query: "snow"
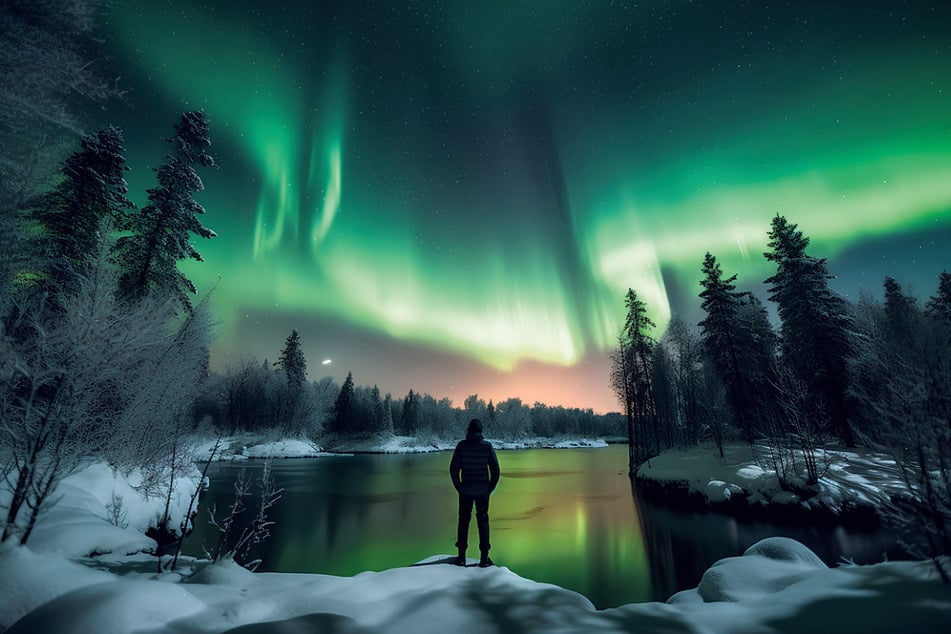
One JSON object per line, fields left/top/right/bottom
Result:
{"left": 194, "top": 433, "right": 611, "bottom": 459}
{"left": 241, "top": 438, "right": 322, "bottom": 459}
{"left": 636, "top": 443, "right": 908, "bottom": 517}
{"left": 694, "top": 537, "right": 828, "bottom": 603}
{"left": 24, "top": 461, "right": 199, "bottom": 558}
{"left": 2, "top": 460, "right": 950, "bottom": 633}
{"left": 189, "top": 435, "right": 327, "bottom": 461}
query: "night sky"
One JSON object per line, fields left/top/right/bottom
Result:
{"left": 97, "top": 1, "right": 951, "bottom": 413}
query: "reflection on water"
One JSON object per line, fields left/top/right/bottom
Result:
{"left": 184, "top": 445, "right": 896, "bottom": 609}
{"left": 638, "top": 499, "right": 901, "bottom": 600}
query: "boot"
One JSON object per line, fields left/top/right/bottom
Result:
{"left": 479, "top": 553, "right": 493, "bottom": 568}
{"left": 452, "top": 549, "right": 466, "bottom": 566}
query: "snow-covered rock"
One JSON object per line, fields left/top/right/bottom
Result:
{"left": 691, "top": 537, "right": 828, "bottom": 603}
{"left": 241, "top": 438, "right": 322, "bottom": 459}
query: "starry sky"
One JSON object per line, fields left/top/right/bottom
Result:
{"left": 97, "top": 1, "right": 951, "bottom": 413}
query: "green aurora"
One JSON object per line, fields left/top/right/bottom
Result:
{"left": 102, "top": 1, "right": 951, "bottom": 412}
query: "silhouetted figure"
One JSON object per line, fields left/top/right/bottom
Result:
{"left": 449, "top": 418, "right": 500, "bottom": 567}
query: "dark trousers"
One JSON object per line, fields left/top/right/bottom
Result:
{"left": 456, "top": 493, "right": 490, "bottom": 554}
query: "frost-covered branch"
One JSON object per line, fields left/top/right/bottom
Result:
{"left": 0, "top": 269, "right": 212, "bottom": 545}
{"left": 206, "top": 460, "right": 283, "bottom": 571}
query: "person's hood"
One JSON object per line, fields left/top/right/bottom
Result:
{"left": 466, "top": 429, "right": 484, "bottom": 441}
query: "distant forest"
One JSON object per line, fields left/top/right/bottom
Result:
{"left": 189, "top": 329, "right": 624, "bottom": 443}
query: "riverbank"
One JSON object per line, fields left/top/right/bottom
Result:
{"left": 191, "top": 433, "right": 610, "bottom": 461}
{"left": 2, "top": 460, "right": 948, "bottom": 633}
{"left": 634, "top": 443, "right": 907, "bottom": 525}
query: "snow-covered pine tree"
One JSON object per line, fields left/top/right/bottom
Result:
{"left": 32, "top": 126, "right": 134, "bottom": 295}
{"left": 113, "top": 111, "right": 216, "bottom": 309}
{"left": 764, "top": 215, "right": 855, "bottom": 446}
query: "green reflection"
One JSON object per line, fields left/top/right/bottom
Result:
{"left": 186, "top": 447, "right": 651, "bottom": 608}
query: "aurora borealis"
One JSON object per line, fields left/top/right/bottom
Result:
{"left": 100, "top": 1, "right": 951, "bottom": 413}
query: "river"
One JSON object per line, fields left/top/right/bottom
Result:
{"left": 183, "top": 444, "right": 898, "bottom": 609}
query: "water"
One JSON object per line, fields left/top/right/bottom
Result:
{"left": 184, "top": 445, "right": 898, "bottom": 608}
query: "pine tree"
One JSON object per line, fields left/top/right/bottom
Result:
{"left": 764, "top": 215, "right": 855, "bottom": 445}
{"left": 331, "top": 371, "right": 355, "bottom": 435}
{"left": 369, "top": 385, "right": 384, "bottom": 433}
{"left": 737, "top": 293, "right": 779, "bottom": 413}
{"left": 697, "top": 252, "right": 768, "bottom": 442}
{"left": 32, "top": 126, "right": 134, "bottom": 294}
{"left": 883, "top": 276, "right": 919, "bottom": 346}
{"left": 113, "top": 111, "right": 216, "bottom": 308}
{"left": 277, "top": 329, "right": 307, "bottom": 390}
{"left": 610, "top": 288, "right": 658, "bottom": 475}
{"left": 926, "top": 271, "right": 951, "bottom": 321}
{"left": 400, "top": 389, "right": 420, "bottom": 435}
{"left": 381, "top": 392, "right": 394, "bottom": 434}
{"left": 924, "top": 271, "right": 951, "bottom": 423}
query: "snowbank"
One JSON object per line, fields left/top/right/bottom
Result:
{"left": 19, "top": 461, "right": 202, "bottom": 559}
{"left": 3, "top": 536, "right": 949, "bottom": 633}
{"left": 189, "top": 435, "right": 326, "bottom": 462}
{"left": 635, "top": 443, "right": 906, "bottom": 523}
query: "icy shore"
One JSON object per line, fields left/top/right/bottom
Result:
{"left": 191, "top": 433, "right": 610, "bottom": 462}
{"left": 634, "top": 443, "right": 909, "bottom": 524}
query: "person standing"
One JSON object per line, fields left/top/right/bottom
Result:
{"left": 449, "top": 418, "right": 500, "bottom": 567}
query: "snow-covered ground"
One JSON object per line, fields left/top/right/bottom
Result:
{"left": 635, "top": 443, "right": 909, "bottom": 520}
{"left": 191, "top": 433, "right": 609, "bottom": 461}
{"left": 2, "top": 459, "right": 949, "bottom": 633}
{"left": 190, "top": 435, "right": 329, "bottom": 461}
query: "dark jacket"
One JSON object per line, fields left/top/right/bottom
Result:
{"left": 449, "top": 429, "right": 500, "bottom": 496}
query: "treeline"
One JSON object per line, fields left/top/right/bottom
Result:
{"left": 194, "top": 332, "right": 624, "bottom": 443}
{"left": 613, "top": 215, "right": 951, "bottom": 571}
{"left": 0, "top": 108, "right": 220, "bottom": 547}
{"left": 614, "top": 215, "right": 950, "bottom": 472}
